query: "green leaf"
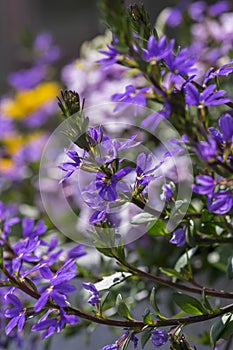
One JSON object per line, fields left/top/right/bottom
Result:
{"left": 173, "top": 292, "right": 206, "bottom": 315}
{"left": 122, "top": 335, "right": 131, "bottom": 350}
{"left": 186, "top": 220, "right": 196, "bottom": 247}
{"left": 227, "top": 256, "right": 233, "bottom": 279}
{"left": 116, "top": 294, "right": 133, "bottom": 320}
{"left": 117, "top": 238, "right": 126, "bottom": 262}
{"left": 143, "top": 309, "right": 153, "bottom": 325}
{"left": 210, "top": 313, "right": 233, "bottom": 347}
{"left": 148, "top": 219, "right": 167, "bottom": 236}
{"left": 149, "top": 287, "right": 167, "bottom": 320}
{"left": 24, "top": 277, "right": 38, "bottom": 292}
{"left": 174, "top": 248, "right": 197, "bottom": 273}
{"left": 159, "top": 267, "right": 189, "bottom": 281}
{"left": 96, "top": 247, "right": 115, "bottom": 258}
{"left": 141, "top": 330, "right": 152, "bottom": 349}
{"left": 201, "top": 209, "right": 214, "bottom": 223}
{"left": 131, "top": 213, "right": 155, "bottom": 225}
{"left": 127, "top": 3, "right": 151, "bottom": 40}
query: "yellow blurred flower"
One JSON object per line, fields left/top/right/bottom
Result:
{"left": 2, "top": 82, "right": 60, "bottom": 119}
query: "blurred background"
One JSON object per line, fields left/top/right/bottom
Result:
{"left": 0, "top": 0, "right": 177, "bottom": 92}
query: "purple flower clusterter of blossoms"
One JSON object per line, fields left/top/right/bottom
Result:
{"left": 151, "top": 329, "right": 168, "bottom": 348}
{"left": 82, "top": 282, "right": 100, "bottom": 306}
{"left": 58, "top": 149, "right": 82, "bottom": 181}
{"left": 185, "top": 83, "right": 231, "bottom": 107}
{"left": 135, "top": 153, "right": 162, "bottom": 187}
{"left": 97, "top": 44, "right": 120, "bottom": 69}
{"left": 142, "top": 35, "right": 174, "bottom": 62}
{"left": 192, "top": 175, "right": 215, "bottom": 195}
{"left": 164, "top": 48, "right": 197, "bottom": 80}
{"left": 169, "top": 228, "right": 186, "bottom": 247}
{"left": 101, "top": 330, "right": 138, "bottom": 350}
{"left": 94, "top": 167, "right": 132, "bottom": 202}
{"left": 5, "top": 294, "right": 26, "bottom": 335}
{"left": 34, "top": 259, "right": 77, "bottom": 312}
{"left": 111, "top": 85, "right": 149, "bottom": 116}
{"left": 160, "top": 183, "right": 174, "bottom": 202}
{"left": 32, "top": 308, "right": 79, "bottom": 339}
{"left": 208, "top": 191, "right": 233, "bottom": 215}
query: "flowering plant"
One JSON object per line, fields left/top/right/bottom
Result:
{"left": 1, "top": 1, "right": 233, "bottom": 350}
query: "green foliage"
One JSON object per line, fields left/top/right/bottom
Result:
{"left": 210, "top": 313, "right": 233, "bottom": 347}
{"left": 227, "top": 255, "right": 233, "bottom": 279}
{"left": 173, "top": 292, "right": 206, "bottom": 315}
{"left": 141, "top": 329, "right": 152, "bottom": 348}
{"left": 148, "top": 219, "right": 167, "bottom": 237}
{"left": 127, "top": 3, "right": 151, "bottom": 40}
{"left": 116, "top": 294, "right": 133, "bottom": 320}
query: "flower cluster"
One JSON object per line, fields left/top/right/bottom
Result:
{"left": 2, "top": 1, "right": 233, "bottom": 350}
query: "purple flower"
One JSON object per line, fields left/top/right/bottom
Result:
{"left": 136, "top": 153, "right": 162, "bottom": 187}
{"left": 208, "top": 191, "right": 233, "bottom": 214}
{"left": 22, "top": 218, "right": 47, "bottom": 238}
{"left": 0, "top": 202, "right": 19, "bottom": 244}
{"left": 111, "top": 85, "right": 149, "bottom": 116}
{"left": 58, "top": 149, "right": 82, "bottom": 181}
{"left": 82, "top": 282, "right": 100, "bottom": 306}
{"left": 118, "top": 331, "right": 138, "bottom": 349}
{"left": 5, "top": 294, "right": 26, "bottom": 335}
{"left": 218, "top": 113, "right": 233, "bottom": 141}
{"left": 188, "top": 2, "right": 206, "bottom": 21}
{"left": 164, "top": 49, "right": 197, "bottom": 78}
{"left": 151, "top": 329, "right": 168, "bottom": 348}
{"left": 169, "top": 228, "right": 186, "bottom": 247}
{"left": 12, "top": 237, "right": 40, "bottom": 271}
{"left": 204, "top": 60, "right": 233, "bottom": 83}
{"left": 196, "top": 136, "right": 217, "bottom": 161}
{"left": 34, "top": 259, "right": 76, "bottom": 312}
{"left": 89, "top": 209, "right": 107, "bottom": 224}
{"left": 141, "top": 103, "right": 171, "bottom": 130}
{"left": 67, "top": 244, "right": 86, "bottom": 259}
{"left": 208, "top": 1, "right": 229, "bottom": 16}
{"left": 160, "top": 184, "right": 174, "bottom": 202}
{"left": 32, "top": 308, "right": 79, "bottom": 339}
{"left": 95, "top": 167, "right": 132, "bottom": 202}
{"left": 101, "top": 345, "right": 118, "bottom": 350}
{"left": 142, "top": 36, "right": 174, "bottom": 61}
{"left": 192, "top": 175, "right": 215, "bottom": 195}
{"left": 7, "top": 66, "right": 46, "bottom": 90}
{"left": 33, "top": 32, "right": 60, "bottom": 65}
{"left": 185, "top": 83, "right": 230, "bottom": 107}
{"left": 97, "top": 44, "right": 119, "bottom": 69}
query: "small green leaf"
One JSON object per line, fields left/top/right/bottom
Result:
{"left": 24, "top": 277, "right": 38, "bottom": 292}
{"left": 210, "top": 313, "right": 233, "bottom": 347}
{"left": 173, "top": 292, "right": 206, "bottom": 315}
{"left": 186, "top": 220, "right": 196, "bottom": 247}
{"left": 159, "top": 267, "right": 188, "bottom": 281}
{"left": 227, "top": 256, "right": 233, "bottom": 279}
{"left": 174, "top": 248, "right": 197, "bottom": 273}
{"left": 148, "top": 219, "right": 167, "bottom": 236}
{"left": 116, "top": 294, "right": 133, "bottom": 320}
{"left": 117, "top": 238, "right": 126, "bottom": 262}
{"left": 149, "top": 287, "right": 167, "bottom": 320}
{"left": 131, "top": 213, "right": 155, "bottom": 225}
{"left": 143, "top": 309, "right": 153, "bottom": 325}
{"left": 96, "top": 247, "right": 115, "bottom": 258}
{"left": 141, "top": 330, "right": 152, "bottom": 349}
{"left": 122, "top": 335, "right": 131, "bottom": 350}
